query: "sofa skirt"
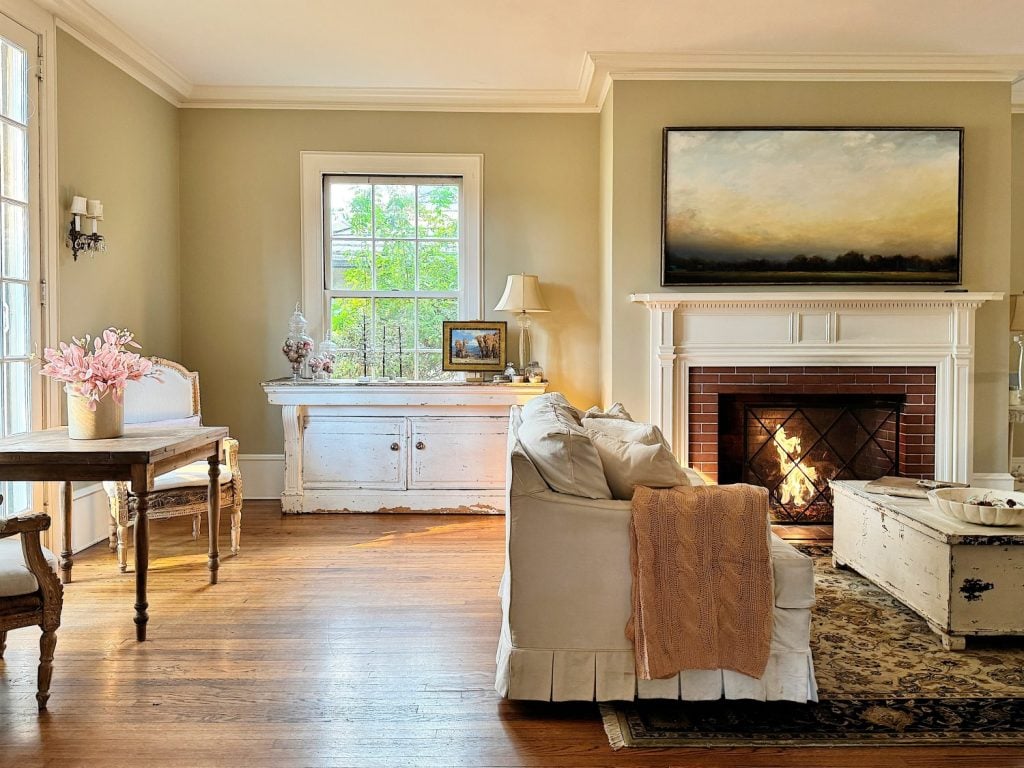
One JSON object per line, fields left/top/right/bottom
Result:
{"left": 494, "top": 615, "right": 818, "bottom": 703}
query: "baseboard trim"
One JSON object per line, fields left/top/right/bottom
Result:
{"left": 238, "top": 454, "right": 285, "bottom": 499}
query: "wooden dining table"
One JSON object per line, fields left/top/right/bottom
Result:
{"left": 0, "top": 425, "right": 229, "bottom": 641}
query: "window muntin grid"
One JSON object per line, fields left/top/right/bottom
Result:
{"left": 323, "top": 175, "right": 462, "bottom": 380}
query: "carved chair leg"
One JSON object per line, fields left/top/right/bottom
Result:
{"left": 108, "top": 518, "right": 118, "bottom": 551}
{"left": 192, "top": 514, "right": 202, "bottom": 541}
{"left": 0, "top": 630, "right": 6, "bottom": 659}
{"left": 37, "top": 628, "right": 57, "bottom": 711}
{"left": 230, "top": 506, "right": 242, "bottom": 555}
{"left": 116, "top": 523, "right": 130, "bottom": 573}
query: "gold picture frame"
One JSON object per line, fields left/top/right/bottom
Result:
{"left": 442, "top": 321, "right": 507, "bottom": 373}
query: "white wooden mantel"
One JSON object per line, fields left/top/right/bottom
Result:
{"left": 262, "top": 380, "right": 546, "bottom": 513}
{"left": 630, "top": 291, "right": 1003, "bottom": 484}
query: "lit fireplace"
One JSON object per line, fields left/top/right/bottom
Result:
{"left": 772, "top": 425, "right": 819, "bottom": 510}
{"left": 719, "top": 394, "right": 903, "bottom": 523}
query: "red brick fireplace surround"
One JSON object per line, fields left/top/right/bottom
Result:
{"left": 688, "top": 365, "right": 936, "bottom": 483}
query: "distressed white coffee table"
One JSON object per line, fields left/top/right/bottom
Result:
{"left": 831, "top": 480, "right": 1024, "bottom": 650}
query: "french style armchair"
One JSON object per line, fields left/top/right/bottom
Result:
{"left": 0, "top": 505, "right": 63, "bottom": 711}
{"left": 104, "top": 358, "right": 243, "bottom": 572}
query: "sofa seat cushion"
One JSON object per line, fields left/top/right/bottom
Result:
{"left": 517, "top": 394, "right": 612, "bottom": 499}
{"left": 103, "top": 461, "right": 232, "bottom": 496}
{"left": 770, "top": 534, "right": 816, "bottom": 609}
{"left": 0, "top": 538, "right": 58, "bottom": 597}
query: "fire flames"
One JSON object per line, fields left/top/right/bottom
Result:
{"left": 772, "top": 425, "right": 818, "bottom": 508}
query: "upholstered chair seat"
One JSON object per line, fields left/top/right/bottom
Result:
{"left": 103, "top": 359, "right": 243, "bottom": 573}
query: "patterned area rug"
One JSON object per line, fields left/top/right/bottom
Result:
{"left": 601, "top": 545, "right": 1024, "bottom": 747}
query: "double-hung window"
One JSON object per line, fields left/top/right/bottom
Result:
{"left": 301, "top": 153, "right": 481, "bottom": 381}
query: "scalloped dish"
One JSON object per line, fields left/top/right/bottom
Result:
{"left": 927, "top": 487, "right": 1024, "bottom": 527}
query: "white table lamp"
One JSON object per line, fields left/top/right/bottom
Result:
{"left": 1012, "top": 295, "right": 1024, "bottom": 396}
{"left": 494, "top": 273, "right": 550, "bottom": 372}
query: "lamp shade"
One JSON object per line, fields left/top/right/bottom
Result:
{"left": 70, "top": 196, "right": 87, "bottom": 215}
{"left": 494, "top": 273, "right": 550, "bottom": 313}
{"left": 1013, "top": 295, "right": 1024, "bottom": 332}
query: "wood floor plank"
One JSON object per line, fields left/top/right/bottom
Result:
{"left": 0, "top": 501, "right": 1021, "bottom": 767}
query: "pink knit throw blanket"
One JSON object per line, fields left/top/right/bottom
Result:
{"left": 626, "top": 483, "right": 775, "bottom": 680}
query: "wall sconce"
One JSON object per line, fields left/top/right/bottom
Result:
{"left": 66, "top": 195, "right": 106, "bottom": 260}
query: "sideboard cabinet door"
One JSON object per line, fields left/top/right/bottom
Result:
{"left": 303, "top": 416, "right": 406, "bottom": 489}
{"left": 408, "top": 416, "right": 508, "bottom": 489}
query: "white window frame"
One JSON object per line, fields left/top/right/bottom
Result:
{"left": 0, "top": 3, "right": 59, "bottom": 531}
{"left": 300, "top": 152, "right": 482, "bottom": 348}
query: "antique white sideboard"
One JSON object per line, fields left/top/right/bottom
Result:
{"left": 261, "top": 380, "right": 547, "bottom": 513}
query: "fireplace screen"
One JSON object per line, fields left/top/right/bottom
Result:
{"left": 720, "top": 396, "right": 902, "bottom": 524}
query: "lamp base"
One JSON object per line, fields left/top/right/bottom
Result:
{"left": 515, "top": 312, "right": 533, "bottom": 373}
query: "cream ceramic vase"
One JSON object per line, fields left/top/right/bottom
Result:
{"left": 67, "top": 391, "right": 124, "bottom": 440}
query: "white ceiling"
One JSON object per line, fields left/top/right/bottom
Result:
{"left": 51, "top": 0, "right": 1024, "bottom": 109}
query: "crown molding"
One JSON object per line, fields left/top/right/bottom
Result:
{"left": 33, "top": 1, "right": 1024, "bottom": 114}
{"left": 588, "top": 52, "right": 1024, "bottom": 109}
{"left": 36, "top": 0, "right": 189, "bottom": 105}
{"left": 183, "top": 84, "right": 594, "bottom": 113}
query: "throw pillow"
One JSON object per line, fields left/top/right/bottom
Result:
{"left": 581, "top": 402, "right": 633, "bottom": 421}
{"left": 586, "top": 429, "right": 693, "bottom": 501}
{"left": 581, "top": 417, "right": 670, "bottom": 450}
{"left": 517, "top": 397, "right": 611, "bottom": 499}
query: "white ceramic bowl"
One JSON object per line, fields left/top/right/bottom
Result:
{"left": 927, "top": 487, "right": 1024, "bottom": 527}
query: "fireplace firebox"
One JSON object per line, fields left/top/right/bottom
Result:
{"left": 686, "top": 365, "right": 938, "bottom": 524}
{"left": 718, "top": 394, "right": 903, "bottom": 524}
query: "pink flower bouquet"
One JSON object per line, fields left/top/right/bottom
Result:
{"left": 40, "top": 328, "right": 154, "bottom": 409}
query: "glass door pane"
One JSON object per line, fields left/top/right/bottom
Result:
{"left": 0, "top": 15, "right": 36, "bottom": 519}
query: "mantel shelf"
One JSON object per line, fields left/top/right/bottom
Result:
{"left": 631, "top": 291, "right": 1004, "bottom": 308}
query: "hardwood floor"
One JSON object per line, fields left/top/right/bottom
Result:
{"left": 0, "top": 502, "right": 1021, "bottom": 767}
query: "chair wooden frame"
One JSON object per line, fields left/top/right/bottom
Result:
{"left": 0, "top": 509, "right": 63, "bottom": 711}
{"left": 105, "top": 358, "right": 243, "bottom": 572}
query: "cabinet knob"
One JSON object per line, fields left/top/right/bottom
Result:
{"left": 415, "top": 441, "right": 426, "bottom": 450}
{"left": 390, "top": 442, "right": 400, "bottom": 451}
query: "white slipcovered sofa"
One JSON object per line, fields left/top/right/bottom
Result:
{"left": 495, "top": 404, "right": 818, "bottom": 702}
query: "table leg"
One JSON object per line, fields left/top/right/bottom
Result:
{"left": 59, "top": 481, "right": 73, "bottom": 584}
{"left": 133, "top": 490, "right": 150, "bottom": 641}
{"left": 208, "top": 449, "right": 221, "bottom": 585}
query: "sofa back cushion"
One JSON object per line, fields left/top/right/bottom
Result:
{"left": 586, "top": 428, "right": 697, "bottom": 500}
{"left": 517, "top": 394, "right": 612, "bottom": 499}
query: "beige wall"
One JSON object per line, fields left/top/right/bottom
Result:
{"left": 1012, "top": 114, "right": 1024, "bottom": 461}
{"left": 56, "top": 31, "right": 180, "bottom": 360}
{"left": 179, "top": 110, "right": 600, "bottom": 453}
{"left": 601, "top": 80, "right": 1012, "bottom": 473}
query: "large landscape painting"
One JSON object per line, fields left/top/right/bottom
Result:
{"left": 662, "top": 128, "right": 963, "bottom": 285}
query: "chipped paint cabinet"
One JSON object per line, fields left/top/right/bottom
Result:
{"left": 831, "top": 480, "right": 1024, "bottom": 650}
{"left": 262, "top": 381, "right": 546, "bottom": 513}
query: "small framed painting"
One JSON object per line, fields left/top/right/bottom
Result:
{"left": 442, "top": 321, "right": 507, "bottom": 373}
{"left": 662, "top": 127, "right": 964, "bottom": 286}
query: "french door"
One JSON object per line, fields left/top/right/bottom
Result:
{"left": 0, "top": 12, "right": 41, "bottom": 520}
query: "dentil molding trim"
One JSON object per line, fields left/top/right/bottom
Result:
{"left": 33, "top": 2, "right": 1024, "bottom": 112}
